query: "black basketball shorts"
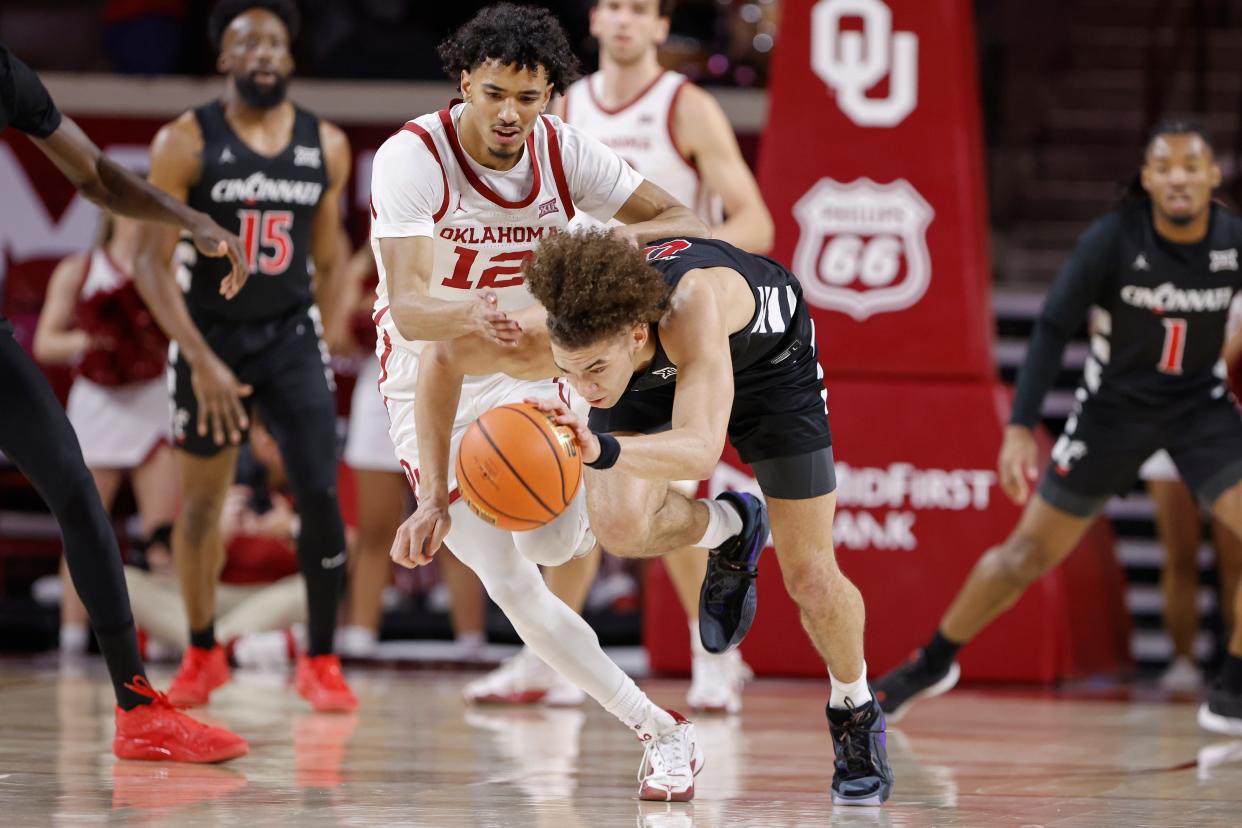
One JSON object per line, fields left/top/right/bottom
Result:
{"left": 170, "top": 304, "right": 335, "bottom": 457}
{"left": 1038, "top": 392, "right": 1242, "bottom": 517}
{"left": 587, "top": 346, "right": 835, "bottom": 500}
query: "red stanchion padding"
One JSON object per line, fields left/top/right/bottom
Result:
{"left": 756, "top": 0, "right": 993, "bottom": 380}
{"left": 644, "top": 379, "right": 1132, "bottom": 682}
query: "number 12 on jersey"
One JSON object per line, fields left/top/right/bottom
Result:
{"left": 440, "top": 246, "right": 534, "bottom": 290}
{"left": 237, "top": 209, "right": 294, "bottom": 275}
{"left": 1159, "top": 317, "right": 1187, "bottom": 375}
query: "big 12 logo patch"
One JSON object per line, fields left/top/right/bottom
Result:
{"left": 791, "top": 177, "right": 934, "bottom": 320}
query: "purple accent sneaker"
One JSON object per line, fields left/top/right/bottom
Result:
{"left": 698, "top": 492, "right": 769, "bottom": 654}
{"left": 827, "top": 698, "right": 893, "bottom": 806}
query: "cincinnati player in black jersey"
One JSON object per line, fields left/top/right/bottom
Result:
{"left": 402, "top": 231, "right": 894, "bottom": 806}
{"left": 130, "top": 0, "right": 356, "bottom": 712}
{"left": 874, "top": 120, "right": 1242, "bottom": 738}
{"left": 0, "top": 42, "right": 247, "bottom": 761}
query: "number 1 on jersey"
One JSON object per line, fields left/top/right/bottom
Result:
{"left": 1158, "top": 317, "right": 1187, "bottom": 375}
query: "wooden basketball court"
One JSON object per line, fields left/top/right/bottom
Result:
{"left": 1, "top": 658, "right": 1239, "bottom": 826}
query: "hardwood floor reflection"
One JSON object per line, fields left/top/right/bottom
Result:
{"left": 0, "top": 658, "right": 1239, "bottom": 826}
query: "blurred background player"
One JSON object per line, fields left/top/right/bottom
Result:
{"left": 873, "top": 121, "right": 1242, "bottom": 738}
{"left": 32, "top": 211, "right": 176, "bottom": 657}
{"left": 466, "top": 0, "right": 774, "bottom": 715}
{"left": 124, "top": 416, "right": 307, "bottom": 666}
{"left": 376, "top": 4, "right": 711, "bottom": 800}
{"left": 337, "top": 240, "right": 486, "bottom": 661}
{"left": 131, "top": 0, "right": 356, "bottom": 712}
{"left": 0, "top": 40, "right": 246, "bottom": 761}
{"left": 1140, "top": 447, "right": 1242, "bottom": 691}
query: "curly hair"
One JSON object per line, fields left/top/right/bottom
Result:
{"left": 438, "top": 3, "right": 581, "bottom": 92}
{"left": 524, "top": 230, "right": 670, "bottom": 349}
{"left": 208, "top": 0, "right": 301, "bottom": 52}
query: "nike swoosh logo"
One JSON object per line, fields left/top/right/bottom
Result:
{"left": 321, "top": 551, "right": 347, "bottom": 569}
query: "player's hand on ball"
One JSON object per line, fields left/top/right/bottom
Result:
{"left": 390, "top": 504, "right": 451, "bottom": 569}
{"left": 998, "top": 425, "right": 1039, "bottom": 505}
{"left": 524, "top": 397, "right": 599, "bottom": 464}
{"left": 471, "top": 291, "right": 522, "bottom": 347}
{"left": 188, "top": 215, "right": 250, "bottom": 299}
{"left": 189, "top": 352, "right": 253, "bottom": 446}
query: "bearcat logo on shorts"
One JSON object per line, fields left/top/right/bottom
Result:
{"left": 791, "top": 177, "right": 934, "bottom": 320}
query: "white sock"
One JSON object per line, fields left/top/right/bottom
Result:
{"left": 829, "top": 662, "right": 872, "bottom": 709}
{"left": 694, "top": 498, "right": 744, "bottom": 548}
{"left": 603, "top": 676, "right": 677, "bottom": 739}
{"left": 689, "top": 618, "right": 707, "bottom": 657}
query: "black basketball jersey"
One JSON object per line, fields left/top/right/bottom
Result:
{"left": 624, "top": 237, "right": 815, "bottom": 394}
{"left": 1011, "top": 202, "right": 1242, "bottom": 426}
{"left": 184, "top": 101, "right": 326, "bottom": 323}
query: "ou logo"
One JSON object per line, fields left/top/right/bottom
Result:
{"left": 811, "top": 0, "right": 918, "bottom": 127}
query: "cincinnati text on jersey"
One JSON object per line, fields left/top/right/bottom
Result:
{"left": 210, "top": 172, "right": 324, "bottom": 205}
{"left": 1119, "top": 283, "right": 1235, "bottom": 314}
{"left": 437, "top": 225, "right": 562, "bottom": 245}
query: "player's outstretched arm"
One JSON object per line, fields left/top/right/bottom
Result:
{"left": 32, "top": 115, "right": 248, "bottom": 294}
{"left": 378, "top": 236, "right": 523, "bottom": 346}
{"left": 674, "top": 85, "right": 774, "bottom": 253}
{"left": 612, "top": 179, "right": 709, "bottom": 247}
{"left": 132, "top": 115, "right": 252, "bottom": 446}
{"left": 532, "top": 275, "right": 733, "bottom": 481}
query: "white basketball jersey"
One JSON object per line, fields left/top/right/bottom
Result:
{"left": 372, "top": 104, "right": 577, "bottom": 356}
{"left": 563, "top": 70, "right": 715, "bottom": 222}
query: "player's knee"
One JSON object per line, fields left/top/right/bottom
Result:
{"left": 990, "top": 535, "right": 1053, "bottom": 587}
{"left": 178, "top": 488, "right": 227, "bottom": 542}
{"left": 590, "top": 508, "right": 653, "bottom": 558}
{"left": 778, "top": 552, "right": 838, "bottom": 611}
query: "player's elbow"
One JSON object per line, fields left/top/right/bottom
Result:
{"left": 750, "top": 209, "right": 775, "bottom": 254}
{"left": 684, "top": 440, "right": 723, "bottom": 482}
{"left": 388, "top": 299, "right": 423, "bottom": 341}
{"left": 75, "top": 175, "right": 112, "bottom": 209}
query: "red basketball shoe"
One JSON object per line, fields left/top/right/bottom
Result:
{"left": 113, "top": 676, "right": 248, "bottom": 763}
{"left": 295, "top": 654, "right": 358, "bottom": 713}
{"left": 167, "top": 645, "right": 231, "bottom": 707}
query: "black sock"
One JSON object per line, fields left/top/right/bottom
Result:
{"left": 96, "top": 626, "right": 151, "bottom": 710}
{"left": 190, "top": 623, "right": 216, "bottom": 651}
{"left": 922, "top": 630, "right": 962, "bottom": 674}
{"left": 1221, "top": 653, "right": 1242, "bottom": 692}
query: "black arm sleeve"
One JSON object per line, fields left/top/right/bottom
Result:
{"left": 0, "top": 43, "right": 63, "bottom": 138}
{"left": 1009, "top": 213, "right": 1120, "bottom": 427}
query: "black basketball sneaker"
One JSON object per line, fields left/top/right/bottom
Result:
{"left": 698, "top": 492, "right": 769, "bottom": 654}
{"left": 827, "top": 698, "right": 893, "bottom": 806}
{"left": 872, "top": 653, "right": 961, "bottom": 723}
{"left": 1199, "top": 681, "right": 1242, "bottom": 737}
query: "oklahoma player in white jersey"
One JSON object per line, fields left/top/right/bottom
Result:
{"left": 372, "top": 5, "right": 710, "bottom": 801}
{"left": 464, "top": 0, "right": 774, "bottom": 716}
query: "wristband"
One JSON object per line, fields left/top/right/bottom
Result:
{"left": 586, "top": 433, "right": 621, "bottom": 470}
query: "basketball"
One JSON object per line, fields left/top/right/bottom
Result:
{"left": 455, "top": 403, "right": 583, "bottom": 531}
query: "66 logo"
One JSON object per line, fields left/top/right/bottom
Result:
{"left": 791, "top": 177, "right": 934, "bottom": 320}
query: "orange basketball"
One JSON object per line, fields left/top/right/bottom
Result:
{"left": 455, "top": 403, "right": 583, "bottom": 531}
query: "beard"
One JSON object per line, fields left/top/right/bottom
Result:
{"left": 235, "top": 71, "right": 289, "bottom": 109}
{"left": 1160, "top": 207, "right": 1197, "bottom": 226}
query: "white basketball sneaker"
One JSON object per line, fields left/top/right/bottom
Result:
{"left": 637, "top": 711, "right": 704, "bottom": 802}
{"left": 463, "top": 648, "right": 585, "bottom": 706}
{"left": 686, "top": 649, "right": 752, "bottom": 714}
